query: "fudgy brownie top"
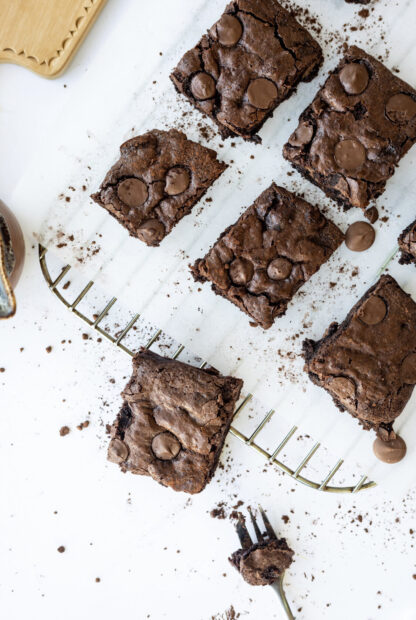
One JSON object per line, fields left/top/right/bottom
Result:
{"left": 284, "top": 46, "right": 416, "bottom": 210}
{"left": 191, "top": 183, "right": 344, "bottom": 329}
{"left": 230, "top": 538, "right": 294, "bottom": 586}
{"left": 398, "top": 219, "right": 416, "bottom": 266}
{"left": 303, "top": 275, "right": 416, "bottom": 432}
{"left": 170, "top": 0, "right": 322, "bottom": 141}
{"left": 91, "top": 129, "right": 226, "bottom": 246}
{"left": 107, "top": 350, "right": 243, "bottom": 494}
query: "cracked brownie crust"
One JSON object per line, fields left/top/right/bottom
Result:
{"left": 170, "top": 0, "right": 323, "bottom": 141}
{"left": 191, "top": 183, "right": 344, "bottom": 329}
{"left": 91, "top": 129, "right": 226, "bottom": 246}
{"left": 303, "top": 275, "right": 416, "bottom": 435}
{"left": 107, "top": 350, "right": 243, "bottom": 494}
{"left": 230, "top": 538, "right": 294, "bottom": 586}
{"left": 398, "top": 219, "right": 416, "bottom": 266}
{"left": 283, "top": 46, "right": 416, "bottom": 211}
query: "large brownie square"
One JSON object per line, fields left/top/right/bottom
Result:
{"left": 170, "top": 0, "right": 323, "bottom": 142}
{"left": 303, "top": 275, "right": 416, "bottom": 436}
{"left": 191, "top": 183, "right": 344, "bottom": 329}
{"left": 107, "top": 350, "right": 243, "bottom": 494}
{"left": 283, "top": 46, "right": 416, "bottom": 211}
{"left": 92, "top": 129, "right": 226, "bottom": 246}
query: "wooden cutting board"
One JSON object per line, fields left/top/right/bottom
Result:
{"left": 0, "top": 0, "right": 107, "bottom": 78}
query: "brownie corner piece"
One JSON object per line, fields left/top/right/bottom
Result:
{"left": 283, "top": 46, "right": 416, "bottom": 211}
{"left": 107, "top": 350, "right": 243, "bottom": 494}
{"left": 303, "top": 274, "right": 416, "bottom": 434}
{"left": 91, "top": 128, "right": 226, "bottom": 247}
{"left": 229, "top": 537, "right": 294, "bottom": 586}
{"left": 170, "top": 0, "right": 322, "bottom": 141}
{"left": 398, "top": 219, "right": 416, "bottom": 266}
{"left": 191, "top": 183, "right": 344, "bottom": 329}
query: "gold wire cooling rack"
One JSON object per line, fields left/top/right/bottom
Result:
{"left": 39, "top": 243, "right": 376, "bottom": 494}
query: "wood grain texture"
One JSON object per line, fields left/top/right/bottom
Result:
{"left": 0, "top": 0, "right": 106, "bottom": 77}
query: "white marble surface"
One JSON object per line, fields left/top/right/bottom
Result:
{"left": 1, "top": 1, "right": 416, "bottom": 619}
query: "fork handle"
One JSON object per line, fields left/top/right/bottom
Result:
{"left": 270, "top": 578, "right": 295, "bottom": 620}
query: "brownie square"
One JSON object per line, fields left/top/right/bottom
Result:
{"left": 170, "top": 0, "right": 323, "bottom": 142}
{"left": 303, "top": 275, "right": 416, "bottom": 436}
{"left": 398, "top": 219, "right": 416, "bottom": 266}
{"left": 191, "top": 183, "right": 344, "bottom": 329}
{"left": 107, "top": 350, "right": 243, "bottom": 494}
{"left": 283, "top": 46, "right": 416, "bottom": 211}
{"left": 230, "top": 538, "right": 294, "bottom": 586}
{"left": 91, "top": 129, "right": 226, "bottom": 246}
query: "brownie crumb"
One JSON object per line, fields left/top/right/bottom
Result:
{"left": 57, "top": 546, "right": 65, "bottom": 553}
{"left": 59, "top": 426, "right": 70, "bottom": 437}
{"left": 95, "top": 577, "right": 101, "bottom": 583}
{"left": 45, "top": 346, "right": 52, "bottom": 354}
{"left": 77, "top": 420, "right": 90, "bottom": 430}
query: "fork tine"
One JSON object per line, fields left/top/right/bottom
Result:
{"left": 259, "top": 506, "right": 277, "bottom": 540}
{"left": 235, "top": 518, "right": 253, "bottom": 549}
{"left": 248, "top": 507, "right": 264, "bottom": 543}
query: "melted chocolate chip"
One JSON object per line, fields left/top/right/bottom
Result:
{"left": 117, "top": 178, "right": 148, "bottom": 207}
{"left": 191, "top": 72, "right": 216, "bottom": 100}
{"left": 165, "top": 167, "right": 190, "bottom": 195}
{"left": 345, "top": 221, "right": 375, "bottom": 252}
{"left": 288, "top": 122, "right": 314, "bottom": 147}
{"left": 334, "top": 139, "right": 366, "bottom": 170}
{"left": 267, "top": 257, "right": 292, "bottom": 280}
{"left": 373, "top": 435, "right": 406, "bottom": 464}
{"left": 386, "top": 93, "right": 416, "bottom": 123}
{"left": 137, "top": 219, "right": 165, "bottom": 245}
{"left": 229, "top": 257, "right": 254, "bottom": 285}
{"left": 339, "top": 63, "right": 369, "bottom": 95}
{"left": 108, "top": 438, "right": 129, "bottom": 463}
{"left": 400, "top": 352, "right": 416, "bottom": 384}
{"left": 247, "top": 78, "right": 278, "bottom": 109}
{"left": 359, "top": 295, "right": 387, "bottom": 325}
{"left": 151, "top": 432, "right": 181, "bottom": 460}
{"left": 216, "top": 14, "right": 243, "bottom": 46}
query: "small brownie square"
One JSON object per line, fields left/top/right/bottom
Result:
{"left": 107, "top": 350, "right": 243, "bottom": 494}
{"left": 191, "top": 183, "right": 344, "bottom": 329}
{"left": 398, "top": 219, "right": 416, "bottom": 267}
{"left": 91, "top": 129, "right": 226, "bottom": 247}
{"left": 170, "top": 0, "right": 323, "bottom": 142}
{"left": 283, "top": 46, "right": 416, "bottom": 211}
{"left": 230, "top": 538, "right": 294, "bottom": 586}
{"left": 303, "top": 275, "right": 416, "bottom": 436}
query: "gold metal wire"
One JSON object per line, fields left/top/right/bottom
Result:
{"left": 38, "top": 244, "right": 376, "bottom": 494}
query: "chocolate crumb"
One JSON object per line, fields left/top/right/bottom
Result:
{"left": 59, "top": 426, "right": 70, "bottom": 437}
{"left": 57, "top": 546, "right": 65, "bottom": 553}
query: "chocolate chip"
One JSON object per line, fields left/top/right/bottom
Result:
{"left": 267, "top": 258, "right": 292, "bottom": 280}
{"left": 136, "top": 219, "right": 165, "bottom": 245}
{"left": 190, "top": 72, "right": 216, "bottom": 100}
{"left": 345, "top": 221, "right": 375, "bottom": 252}
{"left": 108, "top": 438, "right": 129, "bottom": 464}
{"left": 400, "top": 353, "right": 416, "bottom": 384}
{"left": 339, "top": 63, "right": 369, "bottom": 95}
{"left": 386, "top": 93, "right": 416, "bottom": 123}
{"left": 359, "top": 295, "right": 387, "bottom": 325}
{"left": 288, "top": 122, "right": 314, "bottom": 147}
{"left": 229, "top": 257, "right": 254, "bottom": 285}
{"left": 216, "top": 14, "right": 243, "bottom": 46}
{"left": 151, "top": 432, "right": 181, "bottom": 460}
{"left": 334, "top": 139, "right": 366, "bottom": 170}
{"left": 329, "top": 376, "right": 356, "bottom": 401}
{"left": 364, "top": 207, "right": 379, "bottom": 224}
{"left": 117, "top": 178, "right": 148, "bottom": 208}
{"left": 373, "top": 436, "right": 406, "bottom": 464}
{"left": 247, "top": 78, "right": 278, "bottom": 109}
{"left": 165, "top": 167, "right": 190, "bottom": 196}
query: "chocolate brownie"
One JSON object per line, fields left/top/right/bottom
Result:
{"left": 107, "top": 350, "right": 243, "bottom": 494}
{"left": 191, "top": 183, "right": 344, "bottom": 329}
{"left": 283, "top": 46, "right": 416, "bottom": 211}
{"left": 398, "top": 219, "right": 416, "bottom": 266}
{"left": 303, "top": 275, "right": 416, "bottom": 437}
{"left": 91, "top": 129, "right": 226, "bottom": 246}
{"left": 230, "top": 538, "right": 294, "bottom": 586}
{"left": 170, "top": 0, "right": 323, "bottom": 142}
